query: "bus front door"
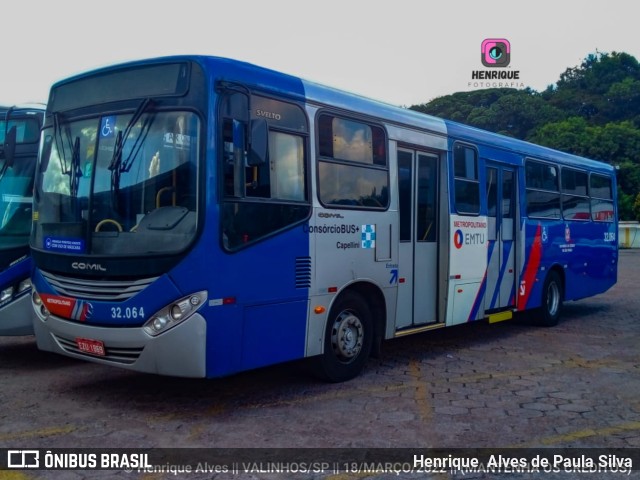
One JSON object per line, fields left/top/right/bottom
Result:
{"left": 396, "top": 148, "right": 439, "bottom": 329}
{"left": 485, "top": 164, "right": 516, "bottom": 311}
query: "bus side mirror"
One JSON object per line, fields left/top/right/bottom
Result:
{"left": 2, "top": 126, "right": 17, "bottom": 167}
{"left": 248, "top": 118, "right": 268, "bottom": 166}
{"left": 232, "top": 119, "right": 245, "bottom": 153}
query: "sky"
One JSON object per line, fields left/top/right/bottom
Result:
{"left": 2, "top": 0, "right": 638, "bottom": 108}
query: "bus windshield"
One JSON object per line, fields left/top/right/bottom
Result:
{"left": 32, "top": 110, "right": 200, "bottom": 256}
{"left": 0, "top": 116, "right": 40, "bottom": 250}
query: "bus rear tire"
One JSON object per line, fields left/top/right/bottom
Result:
{"left": 539, "top": 270, "right": 563, "bottom": 327}
{"left": 315, "top": 291, "right": 373, "bottom": 383}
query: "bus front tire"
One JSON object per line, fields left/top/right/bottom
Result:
{"left": 539, "top": 270, "right": 563, "bottom": 327}
{"left": 315, "top": 291, "right": 373, "bottom": 383}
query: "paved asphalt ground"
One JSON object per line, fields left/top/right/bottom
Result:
{"left": 1, "top": 250, "right": 639, "bottom": 479}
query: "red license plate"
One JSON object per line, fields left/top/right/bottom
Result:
{"left": 76, "top": 338, "right": 106, "bottom": 356}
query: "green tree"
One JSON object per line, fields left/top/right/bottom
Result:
{"left": 410, "top": 51, "right": 640, "bottom": 219}
{"left": 532, "top": 118, "right": 640, "bottom": 165}
{"left": 411, "top": 88, "right": 514, "bottom": 123}
{"left": 466, "top": 92, "right": 564, "bottom": 138}
{"left": 412, "top": 88, "right": 564, "bottom": 139}
{"left": 633, "top": 192, "right": 640, "bottom": 222}
{"left": 529, "top": 117, "right": 592, "bottom": 156}
{"left": 544, "top": 51, "right": 640, "bottom": 125}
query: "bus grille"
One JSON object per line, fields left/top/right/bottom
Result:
{"left": 40, "top": 270, "right": 158, "bottom": 302}
{"left": 53, "top": 334, "right": 143, "bottom": 365}
{"left": 295, "top": 257, "right": 312, "bottom": 288}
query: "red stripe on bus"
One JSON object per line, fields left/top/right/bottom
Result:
{"left": 517, "top": 224, "right": 542, "bottom": 310}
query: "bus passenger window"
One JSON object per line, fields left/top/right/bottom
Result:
{"left": 590, "top": 174, "right": 614, "bottom": 222}
{"left": 525, "top": 159, "right": 560, "bottom": 219}
{"left": 453, "top": 144, "right": 479, "bottom": 215}
{"left": 220, "top": 93, "right": 310, "bottom": 251}
{"left": 561, "top": 168, "right": 589, "bottom": 221}
{"left": 270, "top": 132, "right": 305, "bottom": 201}
{"left": 317, "top": 114, "right": 388, "bottom": 209}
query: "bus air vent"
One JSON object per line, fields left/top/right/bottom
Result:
{"left": 295, "top": 257, "right": 312, "bottom": 289}
{"left": 40, "top": 270, "right": 159, "bottom": 302}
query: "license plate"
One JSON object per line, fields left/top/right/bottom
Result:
{"left": 75, "top": 337, "right": 106, "bottom": 356}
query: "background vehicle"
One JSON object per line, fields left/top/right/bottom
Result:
{"left": 0, "top": 104, "right": 44, "bottom": 335}
{"left": 29, "top": 57, "right": 617, "bottom": 380}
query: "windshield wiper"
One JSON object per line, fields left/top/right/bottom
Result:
{"left": 108, "top": 98, "right": 155, "bottom": 173}
{"left": 69, "top": 136, "right": 82, "bottom": 197}
{"left": 109, "top": 98, "right": 156, "bottom": 209}
{"left": 52, "top": 113, "right": 67, "bottom": 174}
{"left": 51, "top": 113, "right": 83, "bottom": 197}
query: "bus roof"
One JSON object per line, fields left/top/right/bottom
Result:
{"left": 0, "top": 104, "right": 46, "bottom": 115}
{"left": 444, "top": 120, "right": 614, "bottom": 174}
{"left": 50, "top": 55, "right": 612, "bottom": 175}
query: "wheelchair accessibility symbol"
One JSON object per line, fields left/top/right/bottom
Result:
{"left": 100, "top": 116, "right": 116, "bottom": 138}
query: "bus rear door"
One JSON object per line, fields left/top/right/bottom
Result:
{"left": 396, "top": 148, "right": 440, "bottom": 329}
{"left": 485, "top": 163, "right": 517, "bottom": 312}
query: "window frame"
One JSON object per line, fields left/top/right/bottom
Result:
{"left": 560, "top": 167, "right": 590, "bottom": 222}
{"left": 452, "top": 142, "right": 480, "bottom": 216}
{"left": 589, "top": 172, "right": 615, "bottom": 223}
{"left": 316, "top": 111, "right": 389, "bottom": 211}
{"left": 218, "top": 90, "right": 312, "bottom": 251}
{"left": 525, "top": 158, "right": 561, "bottom": 220}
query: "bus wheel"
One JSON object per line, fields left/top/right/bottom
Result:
{"left": 539, "top": 270, "right": 563, "bottom": 327}
{"left": 316, "top": 291, "right": 373, "bottom": 383}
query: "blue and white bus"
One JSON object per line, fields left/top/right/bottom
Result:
{"left": 0, "top": 104, "right": 44, "bottom": 335}
{"left": 30, "top": 56, "right": 617, "bottom": 381}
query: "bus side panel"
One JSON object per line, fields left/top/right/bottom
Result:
{"left": 172, "top": 222, "right": 311, "bottom": 377}
{"left": 241, "top": 300, "right": 308, "bottom": 371}
{"left": 447, "top": 214, "right": 488, "bottom": 325}
{"left": 518, "top": 219, "right": 618, "bottom": 311}
{"left": 561, "top": 221, "right": 618, "bottom": 300}
{"left": 0, "top": 256, "right": 33, "bottom": 335}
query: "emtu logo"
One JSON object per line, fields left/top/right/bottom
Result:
{"left": 454, "top": 229, "right": 464, "bottom": 249}
{"left": 481, "top": 38, "right": 510, "bottom": 67}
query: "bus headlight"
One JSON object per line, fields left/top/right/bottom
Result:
{"left": 0, "top": 280, "right": 32, "bottom": 303}
{"left": 1, "top": 286, "right": 14, "bottom": 302}
{"left": 32, "top": 290, "right": 50, "bottom": 319}
{"left": 143, "top": 291, "right": 207, "bottom": 337}
{"left": 17, "top": 279, "right": 32, "bottom": 294}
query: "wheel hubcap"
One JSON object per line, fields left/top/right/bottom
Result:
{"left": 331, "top": 311, "right": 364, "bottom": 361}
{"left": 547, "top": 282, "right": 560, "bottom": 316}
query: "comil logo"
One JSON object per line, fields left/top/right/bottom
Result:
{"left": 481, "top": 38, "right": 511, "bottom": 67}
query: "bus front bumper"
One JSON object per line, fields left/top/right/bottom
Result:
{"left": 32, "top": 312, "right": 207, "bottom": 378}
{"left": 0, "top": 293, "right": 34, "bottom": 336}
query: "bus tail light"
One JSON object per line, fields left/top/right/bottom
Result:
{"left": 143, "top": 291, "right": 208, "bottom": 337}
